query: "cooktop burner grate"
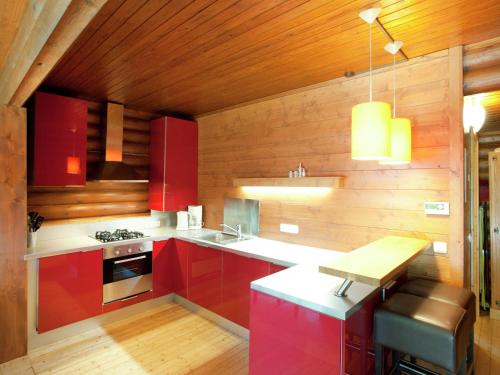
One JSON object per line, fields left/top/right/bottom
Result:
{"left": 92, "top": 229, "right": 147, "bottom": 243}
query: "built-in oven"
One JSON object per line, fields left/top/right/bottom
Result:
{"left": 102, "top": 241, "right": 153, "bottom": 304}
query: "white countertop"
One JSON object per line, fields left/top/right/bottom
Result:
{"left": 25, "top": 226, "right": 378, "bottom": 320}
{"left": 25, "top": 227, "right": 342, "bottom": 268}
{"left": 251, "top": 264, "right": 378, "bottom": 320}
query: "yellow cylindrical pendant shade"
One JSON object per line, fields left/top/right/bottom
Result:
{"left": 379, "top": 118, "right": 412, "bottom": 165}
{"left": 351, "top": 101, "right": 392, "bottom": 160}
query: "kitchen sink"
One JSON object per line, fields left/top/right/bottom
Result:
{"left": 199, "top": 232, "right": 250, "bottom": 245}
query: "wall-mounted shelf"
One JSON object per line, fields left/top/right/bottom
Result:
{"left": 233, "top": 177, "right": 344, "bottom": 188}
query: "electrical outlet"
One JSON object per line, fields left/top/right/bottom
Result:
{"left": 280, "top": 223, "right": 299, "bottom": 234}
{"left": 433, "top": 241, "right": 448, "bottom": 254}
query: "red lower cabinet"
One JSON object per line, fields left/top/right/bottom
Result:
{"left": 344, "top": 291, "right": 381, "bottom": 375}
{"left": 269, "top": 263, "right": 287, "bottom": 274}
{"left": 172, "top": 240, "right": 191, "bottom": 298}
{"left": 249, "top": 290, "right": 343, "bottom": 374}
{"left": 153, "top": 240, "right": 174, "bottom": 298}
{"left": 217, "top": 252, "right": 270, "bottom": 328}
{"left": 187, "top": 244, "right": 222, "bottom": 310}
{"left": 38, "top": 250, "right": 103, "bottom": 333}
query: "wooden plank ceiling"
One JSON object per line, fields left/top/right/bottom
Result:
{"left": 43, "top": 0, "right": 500, "bottom": 116}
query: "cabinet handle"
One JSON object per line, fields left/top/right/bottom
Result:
{"left": 114, "top": 255, "right": 146, "bottom": 264}
{"left": 495, "top": 227, "right": 499, "bottom": 234}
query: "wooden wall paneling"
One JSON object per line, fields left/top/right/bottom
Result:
{"left": 0, "top": 105, "right": 27, "bottom": 363}
{"left": 448, "top": 46, "right": 465, "bottom": 287}
{"left": 197, "top": 49, "right": 464, "bottom": 285}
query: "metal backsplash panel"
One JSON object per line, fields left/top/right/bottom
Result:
{"left": 223, "top": 197, "right": 260, "bottom": 236}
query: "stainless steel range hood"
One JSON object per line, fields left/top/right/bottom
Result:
{"left": 89, "top": 103, "right": 145, "bottom": 182}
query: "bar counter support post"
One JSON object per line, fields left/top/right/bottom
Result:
{"left": 334, "top": 279, "right": 353, "bottom": 297}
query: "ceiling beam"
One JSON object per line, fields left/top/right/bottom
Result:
{"left": 0, "top": 0, "right": 107, "bottom": 107}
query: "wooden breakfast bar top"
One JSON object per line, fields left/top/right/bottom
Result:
{"left": 318, "top": 236, "right": 431, "bottom": 287}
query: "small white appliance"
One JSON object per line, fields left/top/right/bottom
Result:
{"left": 176, "top": 211, "right": 190, "bottom": 230}
{"left": 188, "top": 205, "right": 203, "bottom": 229}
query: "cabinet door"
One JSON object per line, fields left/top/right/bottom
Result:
{"left": 218, "top": 252, "right": 270, "bottom": 328}
{"left": 38, "top": 250, "right": 102, "bottom": 333}
{"left": 249, "top": 290, "right": 342, "bottom": 375}
{"left": 173, "top": 240, "right": 191, "bottom": 298}
{"left": 153, "top": 240, "right": 174, "bottom": 298}
{"left": 32, "top": 92, "right": 87, "bottom": 186}
{"left": 149, "top": 117, "right": 166, "bottom": 211}
{"left": 149, "top": 117, "right": 197, "bottom": 211}
{"left": 187, "top": 244, "right": 222, "bottom": 310}
{"left": 164, "top": 117, "right": 197, "bottom": 211}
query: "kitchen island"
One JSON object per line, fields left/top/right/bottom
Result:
{"left": 249, "top": 236, "right": 430, "bottom": 375}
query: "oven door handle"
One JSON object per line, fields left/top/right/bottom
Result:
{"left": 114, "top": 255, "right": 146, "bottom": 264}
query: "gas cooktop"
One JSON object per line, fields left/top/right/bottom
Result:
{"left": 90, "top": 229, "right": 148, "bottom": 243}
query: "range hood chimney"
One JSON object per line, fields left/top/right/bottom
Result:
{"left": 89, "top": 102, "right": 142, "bottom": 181}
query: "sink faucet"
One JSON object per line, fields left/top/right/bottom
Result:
{"left": 220, "top": 223, "right": 242, "bottom": 239}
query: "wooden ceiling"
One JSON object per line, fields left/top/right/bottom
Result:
{"left": 43, "top": 0, "right": 500, "bottom": 116}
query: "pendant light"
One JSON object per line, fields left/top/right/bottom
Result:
{"left": 351, "top": 7, "right": 392, "bottom": 161}
{"left": 463, "top": 95, "right": 486, "bottom": 133}
{"left": 379, "top": 41, "right": 412, "bottom": 165}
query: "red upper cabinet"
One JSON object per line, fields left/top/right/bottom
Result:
{"left": 32, "top": 92, "right": 88, "bottom": 186}
{"left": 38, "top": 250, "right": 102, "bottom": 333}
{"left": 153, "top": 240, "right": 174, "bottom": 298}
{"left": 149, "top": 117, "right": 198, "bottom": 211}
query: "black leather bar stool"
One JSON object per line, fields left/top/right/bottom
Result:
{"left": 374, "top": 293, "right": 469, "bottom": 374}
{"left": 399, "top": 278, "right": 476, "bottom": 365}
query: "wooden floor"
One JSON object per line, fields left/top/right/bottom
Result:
{"left": 1, "top": 305, "right": 499, "bottom": 375}
{"left": 0, "top": 303, "right": 248, "bottom": 375}
{"left": 475, "top": 313, "right": 500, "bottom": 374}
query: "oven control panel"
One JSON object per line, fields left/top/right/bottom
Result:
{"left": 103, "top": 241, "right": 153, "bottom": 260}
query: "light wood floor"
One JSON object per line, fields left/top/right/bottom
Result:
{"left": 2, "top": 306, "right": 499, "bottom": 375}
{"left": 0, "top": 303, "right": 248, "bottom": 375}
{"left": 475, "top": 313, "right": 500, "bottom": 374}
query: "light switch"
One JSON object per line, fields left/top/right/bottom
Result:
{"left": 280, "top": 223, "right": 299, "bottom": 234}
{"left": 424, "top": 202, "right": 449, "bottom": 216}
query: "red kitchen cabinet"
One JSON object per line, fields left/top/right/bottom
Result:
{"left": 187, "top": 244, "right": 222, "bottom": 310}
{"left": 38, "top": 250, "right": 102, "bottom": 333}
{"left": 249, "top": 290, "right": 343, "bottom": 375}
{"left": 217, "top": 252, "right": 270, "bottom": 328}
{"left": 32, "top": 92, "right": 88, "bottom": 186}
{"left": 269, "top": 263, "right": 287, "bottom": 274}
{"left": 149, "top": 116, "right": 198, "bottom": 211}
{"left": 153, "top": 240, "right": 174, "bottom": 298}
{"left": 172, "top": 239, "right": 191, "bottom": 298}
